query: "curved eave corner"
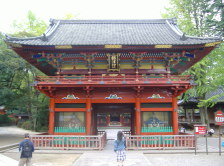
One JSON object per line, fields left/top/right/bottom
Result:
{"left": 4, "top": 19, "right": 60, "bottom": 48}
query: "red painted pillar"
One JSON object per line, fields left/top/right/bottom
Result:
{"left": 172, "top": 97, "right": 178, "bottom": 134}
{"left": 86, "top": 98, "right": 92, "bottom": 135}
{"left": 48, "top": 98, "right": 55, "bottom": 135}
{"left": 135, "top": 98, "right": 141, "bottom": 135}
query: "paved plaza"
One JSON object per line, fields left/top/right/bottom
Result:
{"left": 0, "top": 126, "right": 224, "bottom": 166}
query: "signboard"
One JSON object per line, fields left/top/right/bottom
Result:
{"left": 215, "top": 110, "right": 224, "bottom": 126}
{"left": 194, "top": 125, "right": 207, "bottom": 135}
{"left": 107, "top": 53, "right": 120, "bottom": 72}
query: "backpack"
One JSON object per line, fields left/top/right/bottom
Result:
{"left": 22, "top": 141, "right": 32, "bottom": 157}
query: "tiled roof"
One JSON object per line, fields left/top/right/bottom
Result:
{"left": 206, "top": 86, "right": 224, "bottom": 102}
{"left": 5, "top": 18, "right": 221, "bottom": 46}
{"left": 179, "top": 87, "right": 224, "bottom": 105}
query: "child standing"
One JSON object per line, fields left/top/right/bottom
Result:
{"left": 114, "top": 131, "right": 126, "bottom": 166}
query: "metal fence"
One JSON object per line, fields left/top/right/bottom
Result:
{"left": 30, "top": 132, "right": 107, "bottom": 150}
{"left": 125, "top": 135, "right": 195, "bottom": 150}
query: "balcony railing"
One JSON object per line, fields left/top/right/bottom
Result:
{"left": 35, "top": 75, "right": 191, "bottom": 86}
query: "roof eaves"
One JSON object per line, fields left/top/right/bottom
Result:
{"left": 5, "top": 20, "right": 60, "bottom": 43}
{"left": 165, "top": 19, "right": 184, "bottom": 39}
{"left": 44, "top": 19, "right": 60, "bottom": 39}
{"left": 165, "top": 19, "right": 222, "bottom": 43}
{"left": 5, "top": 35, "right": 42, "bottom": 42}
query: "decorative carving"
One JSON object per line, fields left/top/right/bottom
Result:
{"left": 148, "top": 94, "right": 165, "bottom": 99}
{"left": 55, "top": 45, "right": 72, "bottom": 49}
{"left": 155, "top": 45, "right": 172, "bottom": 48}
{"left": 63, "top": 116, "right": 83, "bottom": 128}
{"left": 84, "top": 86, "right": 93, "bottom": 98}
{"left": 131, "top": 53, "right": 144, "bottom": 68}
{"left": 144, "top": 117, "right": 165, "bottom": 127}
{"left": 105, "top": 94, "right": 122, "bottom": 99}
{"left": 104, "top": 45, "right": 122, "bottom": 48}
{"left": 83, "top": 53, "right": 95, "bottom": 69}
{"left": 62, "top": 94, "right": 79, "bottom": 99}
{"left": 204, "top": 42, "right": 221, "bottom": 47}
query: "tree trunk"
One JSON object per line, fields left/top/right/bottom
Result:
{"left": 200, "top": 106, "right": 209, "bottom": 127}
{"left": 200, "top": 107, "right": 206, "bottom": 124}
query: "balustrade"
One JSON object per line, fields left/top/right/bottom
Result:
{"left": 35, "top": 75, "right": 191, "bottom": 85}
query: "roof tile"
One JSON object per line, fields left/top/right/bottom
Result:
{"left": 6, "top": 19, "right": 221, "bottom": 46}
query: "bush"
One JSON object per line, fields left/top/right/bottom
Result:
{"left": 20, "top": 120, "right": 33, "bottom": 130}
{"left": 17, "top": 121, "right": 23, "bottom": 128}
{"left": 38, "top": 126, "right": 48, "bottom": 132}
{"left": 0, "top": 114, "right": 12, "bottom": 125}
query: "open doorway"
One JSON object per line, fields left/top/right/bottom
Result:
{"left": 92, "top": 103, "right": 135, "bottom": 135}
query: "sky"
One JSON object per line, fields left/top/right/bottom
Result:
{"left": 0, "top": 0, "right": 170, "bottom": 33}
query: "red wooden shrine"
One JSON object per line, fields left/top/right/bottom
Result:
{"left": 5, "top": 19, "right": 221, "bottom": 136}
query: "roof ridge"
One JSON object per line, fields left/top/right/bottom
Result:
{"left": 50, "top": 18, "right": 175, "bottom": 24}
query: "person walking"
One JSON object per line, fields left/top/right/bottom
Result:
{"left": 18, "top": 133, "right": 34, "bottom": 166}
{"left": 114, "top": 131, "right": 126, "bottom": 166}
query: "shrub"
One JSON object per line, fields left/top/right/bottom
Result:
{"left": 20, "top": 120, "right": 33, "bottom": 130}
{"left": 38, "top": 126, "right": 48, "bottom": 132}
{"left": 0, "top": 114, "right": 12, "bottom": 125}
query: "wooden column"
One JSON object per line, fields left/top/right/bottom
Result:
{"left": 172, "top": 97, "right": 178, "bottom": 134}
{"left": 135, "top": 97, "right": 141, "bottom": 135}
{"left": 86, "top": 98, "right": 92, "bottom": 135}
{"left": 48, "top": 98, "right": 55, "bottom": 135}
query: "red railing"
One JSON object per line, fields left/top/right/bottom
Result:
{"left": 125, "top": 135, "right": 195, "bottom": 150}
{"left": 35, "top": 75, "right": 191, "bottom": 86}
{"left": 30, "top": 132, "right": 107, "bottom": 150}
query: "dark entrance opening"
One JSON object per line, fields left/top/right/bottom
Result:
{"left": 110, "top": 113, "right": 120, "bottom": 122}
{"left": 92, "top": 103, "right": 135, "bottom": 134}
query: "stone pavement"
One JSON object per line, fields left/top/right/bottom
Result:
{"left": 72, "top": 140, "right": 152, "bottom": 166}
{"left": 0, "top": 154, "right": 18, "bottom": 165}
{"left": 1, "top": 126, "right": 224, "bottom": 166}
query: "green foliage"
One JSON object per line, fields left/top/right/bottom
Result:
{"left": 11, "top": 10, "right": 47, "bottom": 37}
{"left": 63, "top": 13, "right": 76, "bottom": 20}
{"left": 0, "top": 11, "right": 49, "bottom": 130}
{"left": 20, "top": 120, "right": 33, "bottom": 130}
{"left": 0, "top": 114, "right": 12, "bottom": 124}
{"left": 162, "top": 0, "right": 208, "bottom": 36}
{"left": 204, "top": 0, "right": 224, "bottom": 36}
{"left": 164, "top": 0, "right": 224, "bottom": 109}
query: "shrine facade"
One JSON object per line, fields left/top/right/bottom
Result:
{"left": 5, "top": 19, "right": 221, "bottom": 136}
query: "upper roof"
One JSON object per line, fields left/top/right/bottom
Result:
{"left": 5, "top": 18, "right": 221, "bottom": 46}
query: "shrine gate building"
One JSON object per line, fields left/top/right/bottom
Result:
{"left": 6, "top": 19, "right": 221, "bottom": 136}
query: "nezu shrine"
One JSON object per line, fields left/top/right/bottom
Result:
{"left": 5, "top": 19, "right": 221, "bottom": 137}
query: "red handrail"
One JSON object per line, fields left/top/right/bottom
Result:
{"left": 35, "top": 75, "right": 191, "bottom": 85}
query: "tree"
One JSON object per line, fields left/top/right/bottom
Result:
{"left": 163, "top": 0, "right": 223, "bottom": 127}
{"left": 205, "top": 0, "right": 224, "bottom": 37}
{"left": 0, "top": 11, "right": 49, "bottom": 131}
{"left": 162, "top": 0, "right": 208, "bottom": 36}
{"left": 12, "top": 10, "right": 47, "bottom": 37}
